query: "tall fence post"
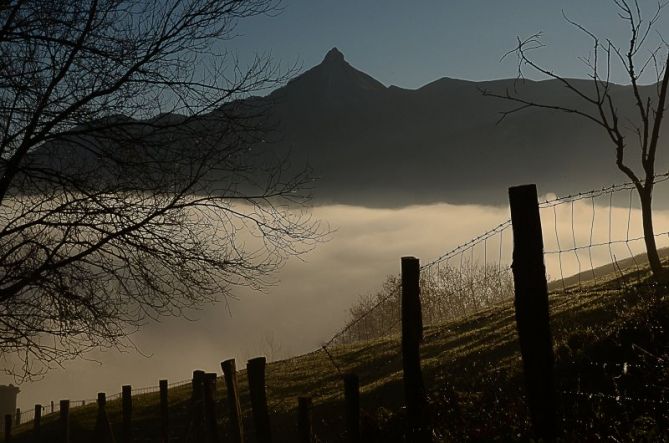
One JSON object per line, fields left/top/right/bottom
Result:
{"left": 14, "top": 408, "right": 20, "bottom": 426}
{"left": 159, "top": 379, "right": 169, "bottom": 443}
{"left": 247, "top": 356, "right": 272, "bottom": 443}
{"left": 4, "top": 414, "right": 11, "bottom": 442}
{"left": 33, "top": 404, "right": 42, "bottom": 439}
{"left": 59, "top": 400, "right": 70, "bottom": 443}
{"left": 297, "top": 397, "right": 313, "bottom": 443}
{"left": 122, "top": 385, "right": 132, "bottom": 443}
{"left": 95, "top": 392, "right": 114, "bottom": 442}
{"left": 509, "top": 184, "right": 557, "bottom": 440}
{"left": 204, "top": 373, "right": 220, "bottom": 443}
{"left": 221, "top": 359, "right": 244, "bottom": 443}
{"left": 401, "top": 256, "right": 431, "bottom": 442}
{"left": 190, "top": 370, "right": 206, "bottom": 442}
{"left": 343, "top": 373, "right": 360, "bottom": 443}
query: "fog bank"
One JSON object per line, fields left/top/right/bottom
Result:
{"left": 10, "top": 197, "right": 669, "bottom": 410}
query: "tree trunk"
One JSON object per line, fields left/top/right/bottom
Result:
{"left": 640, "top": 189, "right": 664, "bottom": 281}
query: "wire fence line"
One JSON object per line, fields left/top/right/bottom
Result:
{"left": 9, "top": 173, "right": 669, "bottom": 438}
{"left": 317, "top": 171, "right": 669, "bottom": 376}
{"left": 290, "top": 174, "right": 668, "bottom": 440}
{"left": 14, "top": 378, "right": 192, "bottom": 426}
{"left": 537, "top": 171, "right": 669, "bottom": 208}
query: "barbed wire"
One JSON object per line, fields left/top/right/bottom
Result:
{"left": 420, "top": 220, "right": 513, "bottom": 271}
{"left": 318, "top": 171, "right": 669, "bottom": 385}
{"left": 538, "top": 171, "right": 669, "bottom": 208}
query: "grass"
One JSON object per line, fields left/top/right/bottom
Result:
{"left": 7, "top": 256, "right": 669, "bottom": 442}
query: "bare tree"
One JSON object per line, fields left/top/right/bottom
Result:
{"left": 483, "top": 0, "right": 669, "bottom": 280}
{"left": 0, "top": 0, "right": 323, "bottom": 379}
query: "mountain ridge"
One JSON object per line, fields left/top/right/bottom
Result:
{"left": 31, "top": 48, "right": 669, "bottom": 208}
{"left": 254, "top": 48, "right": 668, "bottom": 207}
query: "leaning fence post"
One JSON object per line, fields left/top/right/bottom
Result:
{"left": 401, "top": 256, "right": 431, "bottom": 442}
{"left": 343, "top": 373, "right": 360, "bottom": 443}
{"left": 159, "top": 380, "right": 169, "bottom": 443}
{"left": 59, "top": 400, "right": 70, "bottom": 443}
{"left": 509, "top": 184, "right": 557, "bottom": 440}
{"left": 4, "top": 414, "right": 11, "bottom": 442}
{"left": 297, "top": 396, "right": 313, "bottom": 443}
{"left": 204, "top": 373, "right": 220, "bottom": 443}
{"left": 122, "top": 385, "right": 132, "bottom": 443}
{"left": 247, "top": 357, "right": 272, "bottom": 443}
{"left": 33, "top": 404, "right": 42, "bottom": 438}
{"left": 221, "top": 359, "right": 244, "bottom": 443}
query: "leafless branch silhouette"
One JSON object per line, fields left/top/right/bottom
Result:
{"left": 0, "top": 0, "right": 324, "bottom": 379}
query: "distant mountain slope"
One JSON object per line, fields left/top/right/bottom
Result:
{"left": 31, "top": 48, "right": 669, "bottom": 207}
{"left": 258, "top": 48, "right": 668, "bottom": 207}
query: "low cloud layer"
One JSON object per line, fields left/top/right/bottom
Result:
{"left": 10, "top": 197, "right": 669, "bottom": 410}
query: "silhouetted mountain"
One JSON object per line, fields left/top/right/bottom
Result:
{"left": 256, "top": 48, "right": 668, "bottom": 206}
{"left": 31, "top": 48, "right": 669, "bottom": 207}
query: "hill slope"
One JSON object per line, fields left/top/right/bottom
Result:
{"left": 10, "top": 260, "right": 669, "bottom": 442}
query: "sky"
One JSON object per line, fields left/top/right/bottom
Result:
{"left": 6, "top": 0, "right": 669, "bottom": 415}
{"left": 227, "top": 0, "right": 668, "bottom": 88}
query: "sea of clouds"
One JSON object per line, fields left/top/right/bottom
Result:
{"left": 13, "top": 194, "right": 669, "bottom": 410}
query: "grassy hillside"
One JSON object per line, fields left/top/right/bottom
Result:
{"left": 548, "top": 247, "right": 669, "bottom": 292}
{"left": 8, "top": 259, "right": 669, "bottom": 442}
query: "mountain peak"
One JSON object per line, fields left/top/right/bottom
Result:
{"left": 270, "top": 46, "right": 386, "bottom": 100}
{"left": 323, "top": 47, "right": 345, "bottom": 64}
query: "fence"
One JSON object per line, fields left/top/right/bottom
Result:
{"left": 4, "top": 175, "right": 669, "bottom": 442}
{"left": 308, "top": 172, "right": 669, "bottom": 440}
{"left": 322, "top": 171, "right": 669, "bottom": 350}
{"left": 12, "top": 378, "right": 192, "bottom": 427}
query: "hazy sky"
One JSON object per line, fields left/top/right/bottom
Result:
{"left": 228, "top": 0, "right": 668, "bottom": 88}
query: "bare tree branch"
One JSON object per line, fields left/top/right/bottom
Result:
{"left": 485, "top": 0, "right": 668, "bottom": 280}
{"left": 0, "top": 0, "right": 324, "bottom": 379}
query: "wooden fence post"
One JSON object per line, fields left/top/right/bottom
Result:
{"left": 4, "top": 414, "right": 11, "bottom": 442}
{"left": 159, "top": 380, "right": 169, "bottom": 443}
{"left": 297, "top": 396, "right": 313, "bottom": 443}
{"left": 204, "top": 373, "right": 220, "bottom": 443}
{"left": 33, "top": 404, "right": 42, "bottom": 439}
{"left": 191, "top": 370, "right": 206, "bottom": 442}
{"left": 50, "top": 401, "right": 54, "bottom": 414}
{"left": 14, "top": 408, "right": 20, "bottom": 426}
{"left": 221, "top": 359, "right": 244, "bottom": 443}
{"left": 247, "top": 357, "right": 272, "bottom": 443}
{"left": 401, "top": 256, "right": 431, "bottom": 442}
{"left": 509, "top": 184, "right": 557, "bottom": 440}
{"left": 59, "top": 400, "right": 70, "bottom": 443}
{"left": 343, "top": 374, "right": 360, "bottom": 443}
{"left": 122, "top": 385, "right": 132, "bottom": 443}
{"left": 95, "top": 392, "right": 114, "bottom": 443}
